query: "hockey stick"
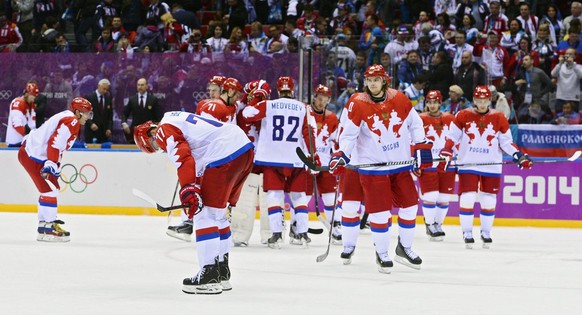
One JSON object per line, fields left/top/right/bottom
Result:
{"left": 297, "top": 147, "right": 424, "bottom": 171}
{"left": 167, "top": 180, "right": 180, "bottom": 224}
{"left": 132, "top": 188, "right": 187, "bottom": 212}
{"left": 451, "top": 150, "right": 581, "bottom": 167}
{"left": 308, "top": 228, "right": 324, "bottom": 234}
{"left": 305, "top": 105, "right": 331, "bottom": 231}
{"left": 316, "top": 176, "right": 341, "bottom": 263}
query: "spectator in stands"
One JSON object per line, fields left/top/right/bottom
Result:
{"left": 514, "top": 54, "right": 553, "bottom": 107}
{"left": 95, "top": 27, "right": 115, "bottom": 52}
{"left": 297, "top": 4, "right": 318, "bottom": 35}
{"left": 458, "top": 14, "right": 478, "bottom": 45}
{"left": 179, "top": 29, "right": 209, "bottom": 61}
{"left": 507, "top": 36, "right": 539, "bottom": 82}
{"left": 445, "top": 30, "right": 473, "bottom": 70}
{"left": 552, "top": 101, "right": 581, "bottom": 124}
{"left": 32, "top": 0, "right": 60, "bottom": 34}
{"left": 434, "top": 0, "right": 457, "bottom": 19}
{"left": 397, "top": 50, "right": 423, "bottom": 90}
{"left": 222, "top": 0, "right": 247, "bottom": 37}
{"left": 441, "top": 84, "right": 471, "bottom": 114}
{"left": 171, "top": 3, "right": 200, "bottom": 30}
{"left": 95, "top": 0, "right": 118, "bottom": 32}
{"left": 454, "top": 51, "right": 487, "bottom": 102}
{"left": 11, "top": 0, "right": 34, "bottom": 51}
{"left": 351, "top": 51, "right": 367, "bottom": 90}
{"left": 84, "top": 79, "right": 113, "bottom": 143}
{"left": 248, "top": 21, "right": 268, "bottom": 55}
{"left": 328, "top": 33, "right": 356, "bottom": 77}
{"left": 254, "top": 0, "right": 269, "bottom": 24}
{"left": 562, "top": 2, "right": 582, "bottom": 39}
{"left": 541, "top": 4, "right": 563, "bottom": 47}
{"left": 455, "top": 0, "right": 489, "bottom": 31}
{"left": 110, "top": 16, "right": 127, "bottom": 43}
{"left": 266, "top": 24, "right": 288, "bottom": 56}
{"left": 551, "top": 48, "right": 582, "bottom": 113}
{"left": 473, "top": 30, "right": 509, "bottom": 90}
{"left": 379, "top": 52, "right": 393, "bottom": 81}
{"left": 504, "top": 0, "right": 522, "bottom": 21}
{"left": 133, "top": 18, "right": 164, "bottom": 52}
{"left": 436, "top": 12, "right": 456, "bottom": 36}
{"left": 74, "top": 0, "right": 101, "bottom": 52}
{"left": 53, "top": 32, "right": 69, "bottom": 53}
{"left": 500, "top": 18, "right": 525, "bottom": 55}
{"left": 403, "top": 73, "right": 427, "bottom": 112}
{"left": 333, "top": 80, "right": 357, "bottom": 114}
{"left": 330, "top": 2, "right": 357, "bottom": 36}
{"left": 489, "top": 85, "right": 511, "bottom": 119}
{"left": 384, "top": 25, "right": 411, "bottom": 66}
{"left": 358, "top": 14, "right": 385, "bottom": 65}
{"left": 517, "top": 2, "right": 539, "bottom": 39}
{"left": 517, "top": 102, "right": 553, "bottom": 124}
{"left": 483, "top": 1, "right": 508, "bottom": 34}
{"left": 557, "top": 30, "right": 582, "bottom": 59}
{"left": 0, "top": 14, "right": 23, "bottom": 52}
{"left": 420, "top": 22, "right": 444, "bottom": 52}
{"left": 413, "top": 10, "right": 433, "bottom": 40}
{"left": 146, "top": 0, "right": 171, "bottom": 31}
{"left": 427, "top": 51, "right": 454, "bottom": 99}
{"left": 285, "top": 18, "right": 304, "bottom": 39}
{"left": 225, "top": 26, "right": 248, "bottom": 60}
{"left": 417, "top": 35, "right": 435, "bottom": 72}
{"left": 533, "top": 24, "right": 557, "bottom": 76}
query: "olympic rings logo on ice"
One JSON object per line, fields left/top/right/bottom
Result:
{"left": 58, "top": 163, "right": 98, "bottom": 193}
{"left": 0, "top": 90, "right": 13, "bottom": 100}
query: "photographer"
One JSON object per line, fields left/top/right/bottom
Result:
{"left": 551, "top": 48, "right": 582, "bottom": 113}
{"left": 178, "top": 29, "right": 210, "bottom": 63}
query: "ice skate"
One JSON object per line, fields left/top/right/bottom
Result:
{"left": 331, "top": 221, "right": 342, "bottom": 245}
{"left": 267, "top": 232, "right": 282, "bottom": 249}
{"left": 298, "top": 232, "right": 311, "bottom": 248}
{"left": 233, "top": 241, "right": 248, "bottom": 247}
{"left": 463, "top": 231, "right": 475, "bottom": 249}
{"left": 219, "top": 254, "right": 232, "bottom": 291}
{"left": 425, "top": 223, "right": 443, "bottom": 242}
{"left": 37, "top": 220, "right": 70, "bottom": 242}
{"left": 480, "top": 231, "right": 492, "bottom": 249}
{"left": 182, "top": 261, "right": 222, "bottom": 295}
{"left": 395, "top": 238, "right": 422, "bottom": 270}
{"left": 375, "top": 252, "right": 394, "bottom": 274}
{"left": 166, "top": 220, "right": 193, "bottom": 242}
{"left": 435, "top": 223, "right": 446, "bottom": 237}
{"left": 340, "top": 245, "right": 355, "bottom": 265}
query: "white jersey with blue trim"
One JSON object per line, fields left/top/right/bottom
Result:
{"left": 157, "top": 111, "right": 253, "bottom": 176}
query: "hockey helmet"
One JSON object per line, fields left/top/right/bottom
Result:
{"left": 473, "top": 85, "right": 492, "bottom": 99}
{"left": 426, "top": 90, "right": 442, "bottom": 102}
{"left": 208, "top": 75, "right": 226, "bottom": 87}
{"left": 133, "top": 121, "right": 159, "bottom": 154}
{"left": 69, "top": 97, "right": 93, "bottom": 113}
{"left": 26, "top": 83, "right": 40, "bottom": 97}
{"left": 314, "top": 84, "right": 332, "bottom": 97}
{"left": 277, "top": 76, "right": 294, "bottom": 92}
{"left": 364, "top": 64, "right": 391, "bottom": 85}
{"left": 222, "top": 77, "right": 243, "bottom": 93}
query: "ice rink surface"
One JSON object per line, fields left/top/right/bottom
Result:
{"left": 1, "top": 212, "right": 581, "bottom": 315}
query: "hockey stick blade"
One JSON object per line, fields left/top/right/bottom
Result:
{"left": 308, "top": 228, "right": 324, "bottom": 234}
{"left": 132, "top": 188, "right": 186, "bottom": 212}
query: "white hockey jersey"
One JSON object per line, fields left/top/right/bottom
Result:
{"left": 6, "top": 97, "right": 36, "bottom": 146}
{"left": 24, "top": 110, "right": 80, "bottom": 164}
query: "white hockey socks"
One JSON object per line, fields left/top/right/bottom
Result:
{"left": 267, "top": 190, "right": 284, "bottom": 233}
{"left": 369, "top": 211, "right": 391, "bottom": 255}
{"left": 321, "top": 192, "right": 339, "bottom": 223}
{"left": 290, "top": 192, "right": 308, "bottom": 234}
{"left": 38, "top": 191, "right": 58, "bottom": 222}
{"left": 397, "top": 205, "right": 417, "bottom": 248}
{"left": 421, "top": 191, "right": 438, "bottom": 225}
{"left": 436, "top": 193, "right": 451, "bottom": 225}
{"left": 193, "top": 207, "right": 220, "bottom": 268}
{"left": 478, "top": 192, "right": 497, "bottom": 233}
{"left": 459, "top": 192, "right": 477, "bottom": 233}
{"left": 341, "top": 201, "right": 362, "bottom": 248}
{"left": 214, "top": 207, "right": 231, "bottom": 261}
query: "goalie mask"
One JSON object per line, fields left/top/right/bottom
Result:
{"left": 134, "top": 121, "right": 159, "bottom": 154}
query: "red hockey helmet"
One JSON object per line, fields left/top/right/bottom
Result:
{"left": 222, "top": 77, "right": 243, "bottom": 93}
{"left": 69, "top": 97, "right": 93, "bottom": 113}
{"left": 133, "top": 121, "right": 158, "bottom": 154}
{"left": 314, "top": 84, "right": 331, "bottom": 97}
{"left": 426, "top": 90, "right": 442, "bottom": 102}
{"left": 208, "top": 75, "right": 226, "bottom": 87}
{"left": 26, "top": 83, "right": 40, "bottom": 97}
{"left": 473, "top": 85, "right": 492, "bottom": 99}
{"left": 364, "top": 64, "right": 389, "bottom": 79}
{"left": 277, "top": 76, "right": 294, "bottom": 92}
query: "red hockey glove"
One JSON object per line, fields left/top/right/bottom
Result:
{"left": 413, "top": 141, "right": 433, "bottom": 171}
{"left": 252, "top": 88, "right": 269, "bottom": 101}
{"left": 329, "top": 151, "right": 350, "bottom": 176}
{"left": 306, "top": 153, "right": 321, "bottom": 175}
{"left": 513, "top": 152, "right": 533, "bottom": 170}
{"left": 437, "top": 148, "right": 454, "bottom": 173}
{"left": 179, "top": 184, "right": 203, "bottom": 219}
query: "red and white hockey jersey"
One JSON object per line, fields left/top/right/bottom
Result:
{"left": 311, "top": 108, "right": 339, "bottom": 165}
{"left": 420, "top": 111, "right": 455, "bottom": 169}
{"left": 339, "top": 89, "right": 426, "bottom": 174}
{"left": 195, "top": 98, "right": 237, "bottom": 124}
{"left": 6, "top": 97, "right": 36, "bottom": 146}
{"left": 444, "top": 108, "right": 519, "bottom": 176}
{"left": 23, "top": 110, "right": 80, "bottom": 163}
{"left": 241, "top": 97, "right": 315, "bottom": 168}
{"left": 154, "top": 111, "right": 253, "bottom": 185}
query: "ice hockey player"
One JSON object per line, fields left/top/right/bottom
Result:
{"left": 418, "top": 90, "right": 456, "bottom": 241}
{"left": 439, "top": 85, "right": 532, "bottom": 249}
{"left": 328, "top": 64, "right": 433, "bottom": 273}
{"left": 304, "top": 84, "right": 342, "bottom": 243}
{"left": 18, "top": 97, "right": 93, "bottom": 242}
{"left": 241, "top": 76, "right": 317, "bottom": 249}
{"left": 133, "top": 110, "right": 253, "bottom": 295}
{"left": 6, "top": 82, "right": 39, "bottom": 147}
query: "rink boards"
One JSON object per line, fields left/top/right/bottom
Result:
{"left": 1, "top": 148, "right": 581, "bottom": 228}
